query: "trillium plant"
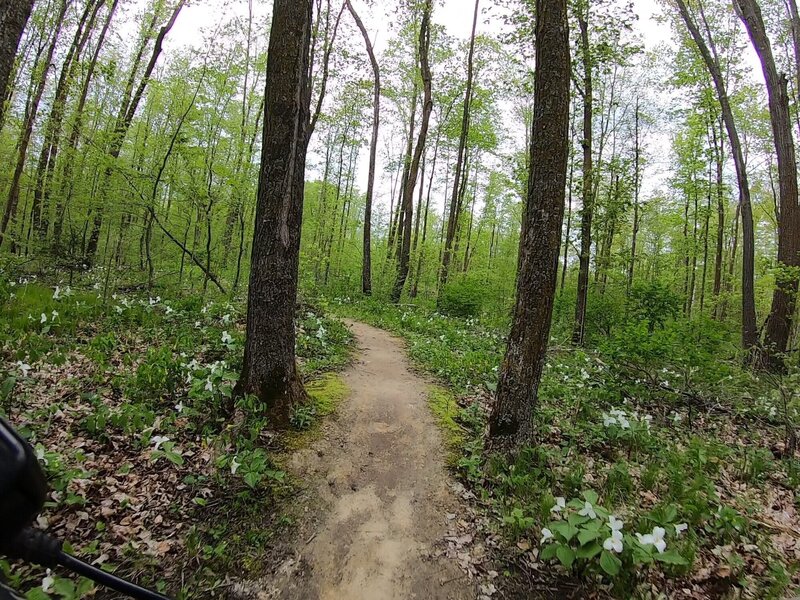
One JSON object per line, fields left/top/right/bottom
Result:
{"left": 538, "top": 490, "right": 690, "bottom": 579}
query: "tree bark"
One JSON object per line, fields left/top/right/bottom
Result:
{"left": 571, "top": 8, "right": 593, "bottom": 346}
{"left": 345, "top": 0, "right": 379, "bottom": 296}
{"left": 735, "top": 0, "right": 800, "bottom": 368}
{"left": 489, "top": 0, "right": 570, "bottom": 453}
{"left": 235, "top": 0, "right": 313, "bottom": 425}
{"left": 0, "top": 0, "right": 34, "bottom": 127}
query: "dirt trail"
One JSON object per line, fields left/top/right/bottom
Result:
{"left": 270, "top": 320, "right": 474, "bottom": 600}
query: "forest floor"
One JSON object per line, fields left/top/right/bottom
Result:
{"left": 238, "top": 320, "right": 476, "bottom": 600}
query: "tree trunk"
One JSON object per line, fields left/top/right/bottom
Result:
{"left": 31, "top": 0, "right": 103, "bottom": 243}
{"left": 0, "top": 0, "right": 34, "bottom": 128}
{"left": 391, "top": 0, "right": 433, "bottom": 303}
{"left": 439, "top": 0, "right": 479, "bottom": 293}
{"left": 345, "top": 0, "right": 379, "bottom": 296}
{"left": 235, "top": 0, "right": 313, "bottom": 425}
{"left": 735, "top": 0, "right": 800, "bottom": 369}
{"left": 489, "top": 0, "right": 570, "bottom": 453}
{"left": 711, "top": 113, "right": 725, "bottom": 313}
{"left": 0, "top": 0, "right": 68, "bottom": 249}
{"left": 572, "top": 9, "right": 593, "bottom": 346}
{"left": 85, "top": 0, "right": 185, "bottom": 261}
{"left": 628, "top": 98, "right": 641, "bottom": 296}
{"left": 52, "top": 0, "right": 118, "bottom": 249}
{"left": 675, "top": 0, "right": 758, "bottom": 354}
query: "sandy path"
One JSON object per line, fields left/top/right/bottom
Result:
{"left": 274, "top": 320, "right": 474, "bottom": 600}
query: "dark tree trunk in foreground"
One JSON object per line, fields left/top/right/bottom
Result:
{"left": 235, "top": 0, "right": 313, "bottom": 425}
{"left": 735, "top": 0, "right": 800, "bottom": 368}
{"left": 571, "top": 8, "right": 593, "bottom": 346}
{"left": 0, "top": 0, "right": 34, "bottom": 126}
{"left": 346, "top": 0, "right": 379, "bottom": 296}
{"left": 391, "top": 0, "right": 433, "bottom": 303}
{"left": 675, "top": 0, "right": 758, "bottom": 355}
{"left": 489, "top": 0, "right": 570, "bottom": 452}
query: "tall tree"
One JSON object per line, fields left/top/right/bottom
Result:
{"left": 439, "top": 0, "right": 480, "bottom": 294}
{"left": 391, "top": 0, "right": 433, "bottom": 303}
{"left": 734, "top": 0, "right": 800, "bottom": 368}
{"left": 673, "top": 0, "right": 759, "bottom": 355}
{"left": 0, "top": 0, "right": 68, "bottom": 249}
{"left": 84, "top": 0, "right": 185, "bottom": 261}
{"left": 346, "top": 0, "right": 380, "bottom": 296}
{"left": 572, "top": 3, "right": 593, "bottom": 346}
{"left": 0, "top": 0, "right": 35, "bottom": 126}
{"left": 489, "top": 0, "right": 570, "bottom": 451}
{"left": 235, "top": 0, "right": 313, "bottom": 424}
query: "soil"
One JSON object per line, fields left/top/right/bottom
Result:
{"left": 243, "top": 320, "right": 476, "bottom": 600}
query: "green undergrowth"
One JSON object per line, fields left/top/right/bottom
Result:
{"left": 1, "top": 276, "right": 354, "bottom": 599}
{"left": 328, "top": 293, "right": 800, "bottom": 598}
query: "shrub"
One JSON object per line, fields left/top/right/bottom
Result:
{"left": 438, "top": 279, "right": 484, "bottom": 318}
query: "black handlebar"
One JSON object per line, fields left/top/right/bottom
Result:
{"left": 2, "top": 528, "right": 171, "bottom": 600}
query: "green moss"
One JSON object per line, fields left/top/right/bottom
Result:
{"left": 428, "top": 386, "right": 466, "bottom": 465}
{"left": 306, "top": 373, "right": 349, "bottom": 416}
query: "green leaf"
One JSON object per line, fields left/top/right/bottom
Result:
{"left": 556, "top": 545, "right": 575, "bottom": 569}
{"left": 582, "top": 490, "right": 599, "bottom": 505}
{"left": 576, "top": 541, "right": 602, "bottom": 559}
{"left": 655, "top": 550, "right": 689, "bottom": 565}
{"left": 600, "top": 550, "right": 622, "bottom": 576}
{"left": 540, "top": 543, "right": 559, "bottom": 561}
{"left": 552, "top": 521, "right": 579, "bottom": 542}
{"left": 577, "top": 528, "right": 600, "bottom": 546}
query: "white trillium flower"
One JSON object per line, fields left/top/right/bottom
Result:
{"left": 195, "top": 321, "right": 201, "bottom": 328}
{"left": 114, "top": 305, "right": 123, "bottom": 314}
{"left": 603, "top": 529, "right": 623, "bottom": 553}
{"left": 231, "top": 456, "right": 241, "bottom": 475}
{"left": 53, "top": 286, "right": 61, "bottom": 300}
{"left": 603, "top": 413, "right": 617, "bottom": 427}
{"left": 16, "top": 361, "right": 31, "bottom": 377}
{"left": 550, "top": 497, "right": 566, "bottom": 513}
{"left": 578, "top": 501, "right": 597, "bottom": 519}
{"left": 51, "top": 310, "right": 58, "bottom": 319}
{"left": 222, "top": 313, "right": 231, "bottom": 324}
{"left": 40, "top": 313, "right": 47, "bottom": 324}
{"left": 609, "top": 515, "right": 624, "bottom": 531}
{"left": 540, "top": 527, "right": 554, "bottom": 544}
{"left": 165, "top": 305, "right": 174, "bottom": 315}
{"left": 637, "top": 526, "right": 667, "bottom": 553}
{"left": 221, "top": 331, "right": 233, "bottom": 344}
{"left": 151, "top": 435, "right": 169, "bottom": 450}
{"left": 674, "top": 523, "right": 688, "bottom": 536}
{"left": 42, "top": 569, "right": 54, "bottom": 593}
{"left": 175, "top": 401, "right": 185, "bottom": 413}
{"left": 205, "top": 377, "right": 214, "bottom": 392}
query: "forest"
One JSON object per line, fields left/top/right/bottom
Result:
{"left": 0, "top": 0, "right": 799, "bottom": 598}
